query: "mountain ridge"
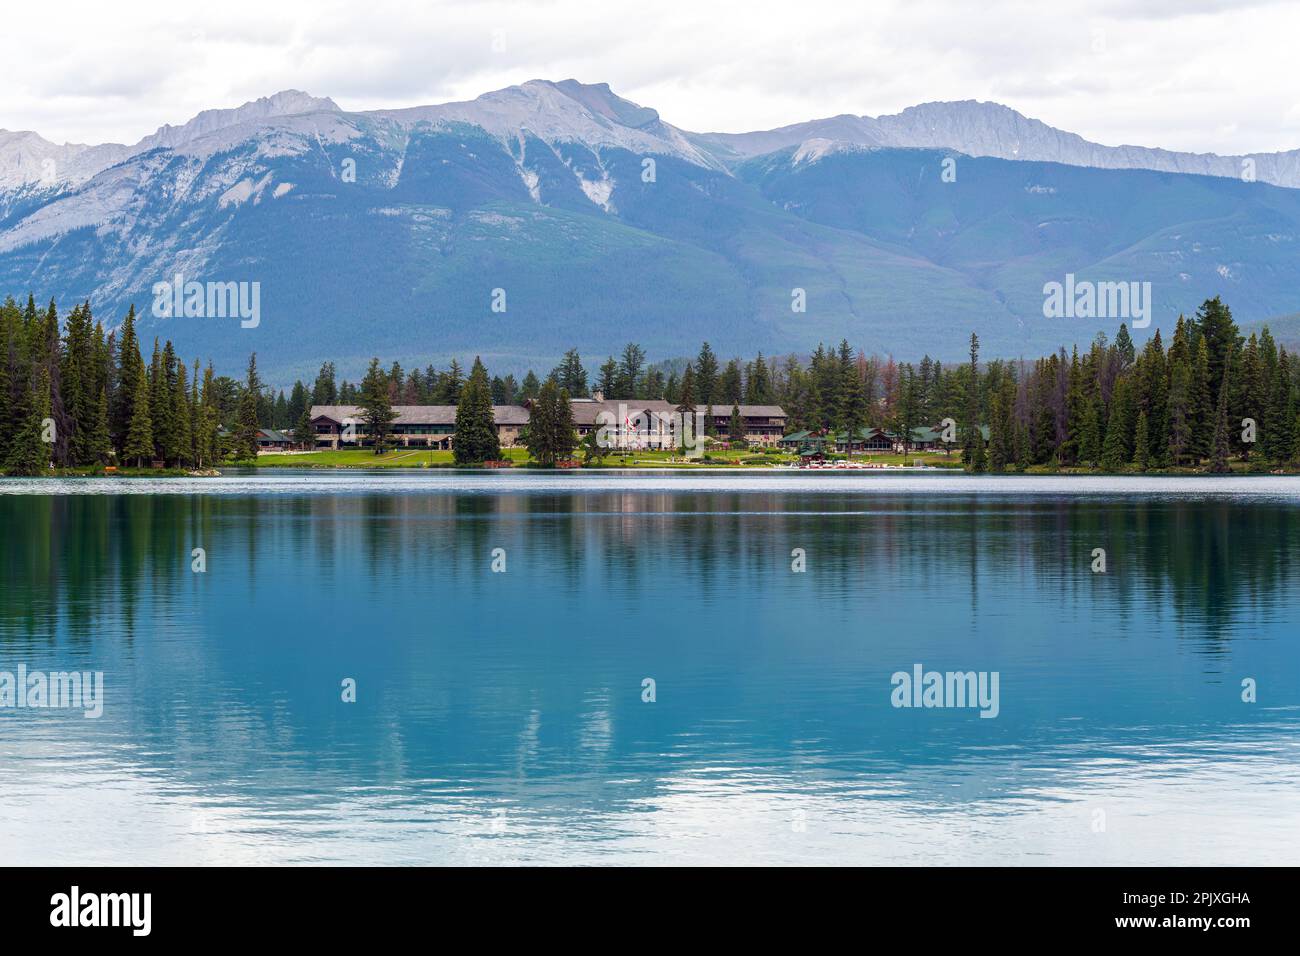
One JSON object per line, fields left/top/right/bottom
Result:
{"left": 7, "top": 81, "right": 1300, "bottom": 190}
{"left": 1, "top": 80, "right": 1299, "bottom": 383}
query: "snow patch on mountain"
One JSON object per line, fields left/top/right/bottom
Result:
{"left": 792, "top": 138, "right": 842, "bottom": 165}
{"left": 518, "top": 166, "right": 541, "bottom": 203}
{"left": 577, "top": 172, "right": 614, "bottom": 211}
{"left": 218, "top": 179, "right": 256, "bottom": 208}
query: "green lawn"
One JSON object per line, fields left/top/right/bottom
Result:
{"left": 251, "top": 447, "right": 532, "bottom": 467}
{"left": 247, "top": 446, "right": 964, "bottom": 469}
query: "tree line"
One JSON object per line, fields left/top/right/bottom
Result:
{"left": 270, "top": 294, "right": 1300, "bottom": 471}
{"left": 4, "top": 292, "right": 1291, "bottom": 472}
{"left": 0, "top": 296, "right": 270, "bottom": 474}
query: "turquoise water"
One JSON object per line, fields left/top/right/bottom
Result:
{"left": 1, "top": 471, "right": 1298, "bottom": 865}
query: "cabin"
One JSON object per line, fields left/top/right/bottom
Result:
{"left": 256, "top": 428, "right": 295, "bottom": 451}
{"left": 828, "top": 427, "right": 894, "bottom": 453}
{"left": 778, "top": 430, "right": 828, "bottom": 455}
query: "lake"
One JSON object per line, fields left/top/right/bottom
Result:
{"left": 2, "top": 470, "right": 1298, "bottom": 865}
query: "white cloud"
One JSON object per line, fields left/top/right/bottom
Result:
{"left": 2, "top": 0, "right": 1298, "bottom": 155}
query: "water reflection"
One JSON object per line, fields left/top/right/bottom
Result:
{"left": 1, "top": 477, "right": 1297, "bottom": 864}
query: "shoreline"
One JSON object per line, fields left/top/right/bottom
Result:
{"left": 9, "top": 462, "right": 1300, "bottom": 479}
{"left": 8, "top": 469, "right": 1300, "bottom": 498}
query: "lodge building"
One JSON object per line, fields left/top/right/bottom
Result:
{"left": 568, "top": 396, "right": 787, "bottom": 448}
{"left": 309, "top": 405, "right": 530, "bottom": 449}
{"left": 309, "top": 398, "right": 787, "bottom": 451}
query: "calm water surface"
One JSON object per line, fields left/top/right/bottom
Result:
{"left": 1, "top": 470, "right": 1298, "bottom": 865}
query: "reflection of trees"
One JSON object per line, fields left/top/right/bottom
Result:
{"left": 1, "top": 490, "right": 1295, "bottom": 808}
{"left": 5, "top": 491, "right": 1292, "bottom": 648}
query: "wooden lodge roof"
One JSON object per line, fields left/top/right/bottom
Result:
{"left": 310, "top": 405, "right": 530, "bottom": 427}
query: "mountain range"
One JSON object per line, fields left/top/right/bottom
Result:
{"left": 2, "top": 79, "right": 1298, "bottom": 383}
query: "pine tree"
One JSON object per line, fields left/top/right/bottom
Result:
{"left": 1167, "top": 341, "right": 1193, "bottom": 465}
{"left": 1014, "top": 419, "right": 1032, "bottom": 470}
{"left": 6, "top": 364, "right": 50, "bottom": 475}
{"left": 551, "top": 349, "right": 588, "bottom": 397}
{"left": 122, "top": 373, "right": 154, "bottom": 467}
{"left": 1139, "top": 330, "right": 1169, "bottom": 467}
{"left": 189, "top": 359, "right": 202, "bottom": 465}
{"left": 39, "top": 299, "right": 71, "bottom": 468}
{"left": 0, "top": 302, "right": 11, "bottom": 465}
{"left": 434, "top": 359, "right": 464, "bottom": 405}
{"left": 88, "top": 386, "right": 112, "bottom": 464}
{"left": 1132, "top": 409, "right": 1150, "bottom": 471}
{"left": 311, "top": 361, "right": 337, "bottom": 405}
{"left": 1079, "top": 395, "right": 1103, "bottom": 465}
{"left": 988, "top": 380, "right": 1013, "bottom": 473}
{"left": 1209, "top": 373, "right": 1232, "bottom": 473}
{"left": 1195, "top": 295, "right": 1239, "bottom": 401}
{"left": 1267, "top": 350, "right": 1295, "bottom": 463}
{"left": 1100, "top": 382, "right": 1130, "bottom": 472}
{"left": 62, "top": 302, "right": 96, "bottom": 464}
{"left": 287, "top": 380, "right": 309, "bottom": 427}
{"left": 525, "top": 379, "right": 575, "bottom": 466}
{"left": 836, "top": 340, "right": 866, "bottom": 453}
{"left": 1114, "top": 323, "right": 1135, "bottom": 368}
{"left": 746, "top": 353, "right": 773, "bottom": 404}
{"left": 554, "top": 388, "right": 575, "bottom": 461}
{"left": 1189, "top": 338, "right": 1212, "bottom": 461}
{"left": 147, "top": 338, "right": 166, "bottom": 461}
{"left": 172, "top": 358, "right": 191, "bottom": 467}
{"left": 720, "top": 359, "right": 743, "bottom": 406}
{"left": 111, "top": 305, "right": 141, "bottom": 453}
{"left": 969, "top": 426, "right": 987, "bottom": 472}
{"left": 234, "top": 353, "right": 263, "bottom": 460}
{"left": 293, "top": 408, "right": 315, "bottom": 450}
{"left": 197, "top": 363, "right": 218, "bottom": 467}
{"left": 453, "top": 357, "right": 500, "bottom": 463}
{"left": 359, "top": 357, "right": 396, "bottom": 454}
{"left": 675, "top": 364, "right": 697, "bottom": 455}
{"left": 695, "top": 342, "right": 719, "bottom": 415}
{"left": 1063, "top": 347, "right": 1085, "bottom": 464}
{"left": 962, "top": 333, "right": 985, "bottom": 471}
{"left": 617, "top": 344, "right": 645, "bottom": 399}
{"left": 1238, "top": 333, "right": 1264, "bottom": 460}
{"left": 1101, "top": 376, "right": 1136, "bottom": 471}
{"left": 596, "top": 356, "right": 618, "bottom": 398}
{"left": 273, "top": 389, "right": 288, "bottom": 430}
{"left": 728, "top": 403, "right": 744, "bottom": 445}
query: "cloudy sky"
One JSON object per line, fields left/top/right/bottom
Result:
{"left": 6, "top": 0, "right": 1299, "bottom": 154}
